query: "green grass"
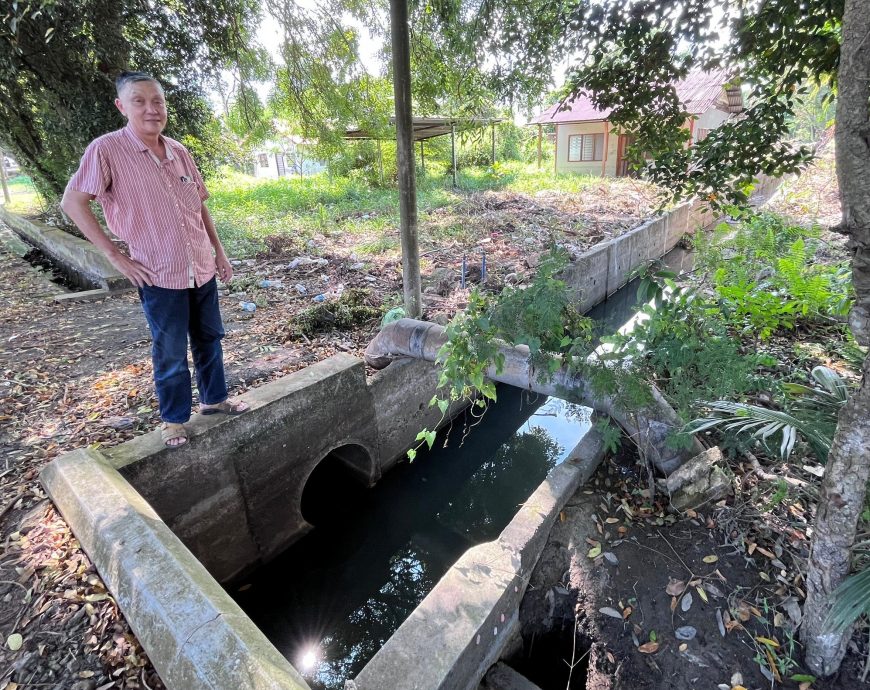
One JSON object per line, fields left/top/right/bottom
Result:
{"left": 2, "top": 175, "right": 43, "bottom": 215}
{"left": 1, "top": 163, "right": 646, "bottom": 260}
{"left": 207, "top": 162, "right": 634, "bottom": 258}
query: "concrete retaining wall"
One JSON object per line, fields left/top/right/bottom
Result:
{"left": 0, "top": 207, "right": 128, "bottom": 290}
{"left": 82, "top": 353, "right": 462, "bottom": 585}
{"left": 41, "top": 447, "right": 311, "bottom": 690}
{"left": 562, "top": 171, "right": 781, "bottom": 312}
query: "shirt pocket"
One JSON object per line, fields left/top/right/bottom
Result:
{"left": 178, "top": 180, "right": 202, "bottom": 211}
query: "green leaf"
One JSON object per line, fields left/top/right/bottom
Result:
{"left": 437, "top": 398, "right": 449, "bottom": 415}
{"left": 407, "top": 448, "right": 417, "bottom": 462}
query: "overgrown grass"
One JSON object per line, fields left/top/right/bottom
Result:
{"left": 2, "top": 163, "right": 649, "bottom": 259}
{"left": 208, "top": 162, "right": 641, "bottom": 258}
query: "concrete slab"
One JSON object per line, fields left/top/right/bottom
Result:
{"left": 348, "top": 428, "right": 605, "bottom": 690}
{"left": 0, "top": 207, "right": 129, "bottom": 290}
{"left": 40, "top": 447, "right": 311, "bottom": 690}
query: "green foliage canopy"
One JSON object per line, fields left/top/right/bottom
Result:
{"left": 0, "top": 0, "right": 261, "bottom": 197}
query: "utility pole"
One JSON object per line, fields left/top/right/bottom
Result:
{"left": 390, "top": 0, "right": 422, "bottom": 318}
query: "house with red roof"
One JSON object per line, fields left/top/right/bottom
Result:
{"left": 529, "top": 70, "right": 744, "bottom": 176}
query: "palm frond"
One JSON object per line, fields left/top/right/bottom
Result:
{"left": 825, "top": 568, "right": 870, "bottom": 633}
{"left": 685, "top": 400, "right": 831, "bottom": 461}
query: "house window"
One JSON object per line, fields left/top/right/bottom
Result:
{"left": 695, "top": 128, "right": 710, "bottom": 142}
{"left": 568, "top": 134, "right": 604, "bottom": 163}
{"left": 258, "top": 153, "right": 269, "bottom": 167}
{"left": 567, "top": 133, "right": 604, "bottom": 162}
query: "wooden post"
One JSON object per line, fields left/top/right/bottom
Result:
{"left": 420, "top": 140, "right": 425, "bottom": 173}
{"left": 0, "top": 151, "right": 10, "bottom": 204}
{"left": 537, "top": 125, "right": 542, "bottom": 169}
{"left": 491, "top": 123, "right": 496, "bottom": 165}
{"left": 390, "top": 0, "right": 422, "bottom": 318}
{"left": 451, "top": 121, "right": 457, "bottom": 187}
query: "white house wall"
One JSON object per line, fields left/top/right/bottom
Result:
{"left": 693, "top": 108, "right": 731, "bottom": 140}
{"left": 555, "top": 122, "right": 619, "bottom": 176}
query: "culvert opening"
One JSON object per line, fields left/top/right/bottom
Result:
{"left": 507, "top": 622, "right": 591, "bottom": 690}
{"left": 300, "top": 444, "right": 373, "bottom": 526}
{"left": 22, "top": 246, "right": 85, "bottom": 290}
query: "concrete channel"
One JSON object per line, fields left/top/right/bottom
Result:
{"left": 38, "top": 186, "right": 781, "bottom": 689}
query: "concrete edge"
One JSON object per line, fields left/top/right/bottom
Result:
{"left": 0, "top": 206, "right": 129, "bottom": 290}
{"left": 53, "top": 287, "right": 136, "bottom": 303}
{"left": 348, "top": 427, "right": 606, "bottom": 690}
{"left": 39, "top": 447, "right": 310, "bottom": 690}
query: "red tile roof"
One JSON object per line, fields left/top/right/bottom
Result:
{"left": 530, "top": 69, "right": 738, "bottom": 125}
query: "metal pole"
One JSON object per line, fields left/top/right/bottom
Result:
{"left": 537, "top": 125, "right": 542, "bottom": 169}
{"left": 451, "top": 122, "right": 457, "bottom": 188}
{"left": 390, "top": 0, "right": 422, "bottom": 317}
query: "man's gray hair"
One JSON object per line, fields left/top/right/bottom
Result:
{"left": 115, "top": 71, "right": 162, "bottom": 96}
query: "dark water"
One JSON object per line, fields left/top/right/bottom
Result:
{"left": 232, "top": 387, "right": 591, "bottom": 689}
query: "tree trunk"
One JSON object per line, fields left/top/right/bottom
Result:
{"left": 801, "top": 0, "right": 870, "bottom": 675}
{"left": 390, "top": 0, "right": 422, "bottom": 319}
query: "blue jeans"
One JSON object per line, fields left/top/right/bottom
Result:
{"left": 138, "top": 277, "right": 228, "bottom": 423}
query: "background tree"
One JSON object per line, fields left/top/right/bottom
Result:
{"left": 0, "top": 0, "right": 261, "bottom": 198}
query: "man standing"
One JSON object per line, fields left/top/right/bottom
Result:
{"left": 62, "top": 71, "right": 248, "bottom": 448}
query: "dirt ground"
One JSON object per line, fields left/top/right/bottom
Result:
{"left": 513, "top": 454, "right": 863, "bottom": 690}
{"left": 0, "top": 150, "right": 864, "bottom": 689}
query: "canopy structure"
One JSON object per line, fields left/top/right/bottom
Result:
{"left": 344, "top": 116, "right": 504, "bottom": 186}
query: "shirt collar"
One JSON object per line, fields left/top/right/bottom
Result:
{"left": 123, "top": 125, "right": 176, "bottom": 162}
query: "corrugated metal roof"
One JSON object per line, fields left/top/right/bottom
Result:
{"left": 530, "top": 69, "right": 742, "bottom": 125}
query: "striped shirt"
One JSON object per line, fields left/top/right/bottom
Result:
{"left": 67, "top": 126, "right": 215, "bottom": 289}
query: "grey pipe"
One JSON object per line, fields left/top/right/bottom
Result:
{"left": 365, "top": 319, "right": 702, "bottom": 474}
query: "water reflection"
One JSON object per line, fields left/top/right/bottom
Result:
{"left": 232, "top": 386, "right": 590, "bottom": 690}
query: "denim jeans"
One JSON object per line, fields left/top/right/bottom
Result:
{"left": 138, "top": 277, "right": 228, "bottom": 423}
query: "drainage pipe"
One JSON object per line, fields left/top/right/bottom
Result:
{"left": 365, "top": 319, "right": 702, "bottom": 475}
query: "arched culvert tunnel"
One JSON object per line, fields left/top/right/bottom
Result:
{"left": 300, "top": 444, "right": 375, "bottom": 526}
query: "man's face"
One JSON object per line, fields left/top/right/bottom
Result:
{"left": 115, "top": 80, "right": 167, "bottom": 139}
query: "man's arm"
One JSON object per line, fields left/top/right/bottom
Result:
{"left": 201, "top": 204, "right": 233, "bottom": 283}
{"left": 60, "top": 189, "right": 156, "bottom": 287}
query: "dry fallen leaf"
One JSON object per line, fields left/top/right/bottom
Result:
{"left": 6, "top": 633, "right": 22, "bottom": 651}
{"left": 681, "top": 591, "right": 693, "bottom": 612}
{"left": 638, "top": 641, "right": 660, "bottom": 654}
{"left": 666, "top": 578, "right": 687, "bottom": 596}
{"left": 599, "top": 607, "right": 623, "bottom": 619}
{"left": 702, "top": 555, "right": 718, "bottom": 564}
{"left": 587, "top": 545, "right": 602, "bottom": 559}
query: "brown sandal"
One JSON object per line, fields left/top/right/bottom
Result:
{"left": 161, "top": 422, "right": 188, "bottom": 448}
{"left": 199, "top": 399, "right": 249, "bottom": 416}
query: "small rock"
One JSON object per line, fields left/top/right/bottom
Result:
{"left": 662, "top": 447, "right": 732, "bottom": 511}
{"left": 675, "top": 625, "right": 697, "bottom": 640}
{"left": 349, "top": 262, "right": 365, "bottom": 271}
{"left": 103, "top": 416, "right": 134, "bottom": 430}
{"left": 71, "top": 681, "right": 96, "bottom": 690}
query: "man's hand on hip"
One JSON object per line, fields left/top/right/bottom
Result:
{"left": 110, "top": 253, "right": 157, "bottom": 287}
{"left": 216, "top": 254, "right": 234, "bottom": 283}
